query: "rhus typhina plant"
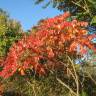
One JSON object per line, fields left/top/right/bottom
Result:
{"left": 0, "top": 12, "right": 96, "bottom": 78}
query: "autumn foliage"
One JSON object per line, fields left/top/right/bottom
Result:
{"left": 0, "top": 12, "right": 96, "bottom": 78}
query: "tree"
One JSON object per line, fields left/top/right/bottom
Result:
{"left": 0, "top": 12, "right": 95, "bottom": 78}
{"left": 0, "top": 9, "right": 23, "bottom": 57}
{"left": 35, "top": 0, "right": 96, "bottom": 24}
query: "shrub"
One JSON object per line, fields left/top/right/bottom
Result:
{"left": 0, "top": 12, "right": 96, "bottom": 78}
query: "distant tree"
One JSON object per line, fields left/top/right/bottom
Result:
{"left": 0, "top": 9, "right": 23, "bottom": 57}
{"left": 35, "top": 0, "right": 96, "bottom": 24}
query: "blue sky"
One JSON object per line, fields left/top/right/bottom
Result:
{"left": 0, "top": 0, "right": 63, "bottom": 31}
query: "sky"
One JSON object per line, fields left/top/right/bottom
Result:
{"left": 0, "top": 0, "right": 63, "bottom": 31}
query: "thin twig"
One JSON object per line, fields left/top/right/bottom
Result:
{"left": 85, "top": 72, "right": 96, "bottom": 85}
{"left": 27, "top": 81, "right": 37, "bottom": 96}
{"left": 56, "top": 77, "right": 77, "bottom": 96}
{"left": 67, "top": 56, "right": 79, "bottom": 96}
{"left": 71, "top": 1, "right": 86, "bottom": 11}
{"left": 84, "top": 0, "right": 92, "bottom": 17}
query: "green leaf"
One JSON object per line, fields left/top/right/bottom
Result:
{"left": 88, "top": 0, "right": 96, "bottom": 4}
{"left": 80, "top": 90, "right": 88, "bottom": 96}
{"left": 91, "top": 16, "right": 96, "bottom": 25}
